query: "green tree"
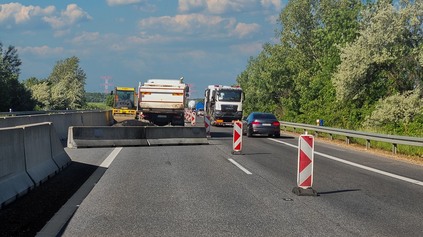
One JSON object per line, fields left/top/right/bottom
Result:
{"left": 0, "top": 43, "right": 35, "bottom": 111}
{"left": 333, "top": 0, "right": 423, "bottom": 102}
{"left": 105, "top": 94, "right": 114, "bottom": 107}
{"left": 27, "top": 80, "right": 51, "bottom": 110}
{"left": 48, "top": 56, "right": 87, "bottom": 110}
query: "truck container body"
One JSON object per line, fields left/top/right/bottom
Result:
{"left": 204, "top": 85, "right": 244, "bottom": 126}
{"left": 138, "top": 79, "right": 188, "bottom": 126}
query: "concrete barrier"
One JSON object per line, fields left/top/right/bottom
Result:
{"left": 18, "top": 123, "right": 60, "bottom": 185}
{"left": 0, "top": 127, "right": 35, "bottom": 207}
{"left": 0, "top": 111, "right": 113, "bottom": 141}
{"left": 67, "top": 126, "right": 209, "bottom": 148}
{"left": 67, "top": 126, "right": 148, "bottom": 148}
{"left": 50, "top": 124, "right": 71, "bottom": 170}
{"left": 146, "top": 127, "right": 208, "bottom": 146}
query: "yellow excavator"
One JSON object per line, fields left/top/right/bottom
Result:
{"left": 112, "top": 87, "right": 137, "bottom": 122}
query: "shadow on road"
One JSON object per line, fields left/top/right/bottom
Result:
{"left": 0, "top": 161, "right": 99, "bottom": 237}
{"left": 317, "top": 189, "right": 361, "bottom": 195}
{"left": 210, "top": 132, "right": 232, "bottom": 138}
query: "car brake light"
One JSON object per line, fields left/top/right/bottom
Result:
{"left": 272, "top": 121, "right": 280, "bottom": 126}
{"left": 252, "top": 121, "right": 261, "bottom": 125}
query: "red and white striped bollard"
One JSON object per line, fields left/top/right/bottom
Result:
{"left": 292, "top": 134, "right": 318, "bottom": 196}
{"left": 232, "top": 120, "right": 242, "bottom": 154}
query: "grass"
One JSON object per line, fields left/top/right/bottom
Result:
{"left": 84, "top": 102, "right": 111, "bottom": 110}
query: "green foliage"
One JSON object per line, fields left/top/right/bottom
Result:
{"left": 105, "top": 94, "right": 114, "bottom": 107}
{"left": 0, "top": 42, "right": 36, "bottom": 111}
{"left": 333, "top": 0, "right": 423, "bottom": 103}
{"left": 49, "top": 57, "right": 86, "bottom": 110}
{"left": 85, "top": 92, "right": 107, "bottom": 103}
{"left": 84, "top": 102, "right": 111, "bottom": 110}
{"left": 25, "top": 56, "right": 87, "bottom": 110}
{"left": 363, "top": 88, "right": 423, "bottom": 134}
{"left": 237, "top": 0, "right": 423, "bottom": 138}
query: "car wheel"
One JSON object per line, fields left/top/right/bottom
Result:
{"left": 274, "top": 133, "right": 280, "bottom": 138}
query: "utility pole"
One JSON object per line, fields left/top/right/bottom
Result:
{"left": 101, "top": 76, "right": 113, "bottom": 94}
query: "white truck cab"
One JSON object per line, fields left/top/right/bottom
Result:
{"left": 204, "top": 85, "right": 244, "bottom": 126}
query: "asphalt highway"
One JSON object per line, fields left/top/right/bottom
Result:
{"left": 55, "top": 125, "right": 423, "bottom": 237}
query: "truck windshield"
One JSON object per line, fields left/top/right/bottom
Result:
{"left": 217, "top": 90, "right": 242, "bottom": 102}
{"left": 115, "top": 90, "right": 134, "bottom": 108}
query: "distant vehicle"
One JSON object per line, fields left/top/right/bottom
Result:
{"left": 204, "top": 85, "right": 244, "bottom": 126}
{"left": 112, "top": 87, "right": 137, "bottom": 122}
{"left": 188, "top": 100, "right": 196, "bottom": 109}
{"left": 195, "top": 101, "right": 204, "bottom": 116}
{"left": 138, "top": 78, "right": 189, "bottom": 126}
{"left": 242, "top": 112, "right": 280, "bottom": 138}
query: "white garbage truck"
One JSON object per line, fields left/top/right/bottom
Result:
{"left": 204, "top": 85, "right": 244, "bottom": 126}
{"left": 138, "top": 78, "right": 189, "bottom": 126}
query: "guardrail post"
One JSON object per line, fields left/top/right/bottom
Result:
{"left": 392, "top": 144, "right": 398, "bottom": 154}
{"left": 366, "top": 139, "right": 371, "bottom": 150}
{"left": 345, "top": 136, "right": 350, "bottom": 145}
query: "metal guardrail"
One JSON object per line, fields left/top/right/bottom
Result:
{"left": 280, "top": 121, "right": 423, "bottom": 154}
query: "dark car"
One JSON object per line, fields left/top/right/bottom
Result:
{"left": 242, "top": 112, "right": 281, "bottom": 137}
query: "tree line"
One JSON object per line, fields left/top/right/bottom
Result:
{"left": 0, "top": 43, "right": 87, "bottom": 111}
{"left": 236, "top": 0, "right": 423, "bottom": 136}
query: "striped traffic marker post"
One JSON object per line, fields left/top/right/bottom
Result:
{"left": 232, "top": 120, "right": 243, "bottom": 155}
{"left": 292, "top": 134, "right": 318, "bottom": 196}
{"left": 204, "top": 116, "right": 211, "bottom": 137}
{"left": 191, "top": 112, "right": 196, "bottom": 126}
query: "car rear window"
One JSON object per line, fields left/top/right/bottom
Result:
{"left": 254, "top": 113, "right": 276, "bottom": 119}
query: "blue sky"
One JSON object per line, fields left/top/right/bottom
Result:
{"left": 1, "top": 0, "right": 285, "bottom": 98}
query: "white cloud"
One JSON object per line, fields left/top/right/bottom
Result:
{"left": 261, "top": 0, "right": 282, "bottom": 10}
{"left": 139, "top": 14, "right": 228, "bottom": 32}
{"left": 17, "top": 45, "right": 64, "bottom": 56}
{"left": 139, "top": 13, "right": 258, "bottom": 38}
{"left": 266, "top": 15, "right": 279, "bottom": 24}
{"left": 178, "top": 0, "right": 256, "bottom": 14}
{"left": 107, "top": 0, "right": 142, "bottom": 6}
{"left": 43, "top": 4, "right": 92, "bottom": 29}
{"left": 0, "top": 3, "right": 55, "bottom": 24}
{"left": 179, "top": 0, "right": 204, "bottom": 12}
{"left": 71, "top": 32, "right": 100, "bottom": 44}
{"left": 230, "top": 42, "right": 263, "bottom": 55}
{"left": 128, "top": 33, "right": 181, "bottom": 44}
{"left": 232, "top": 22, "right": 260, "bottom": 38}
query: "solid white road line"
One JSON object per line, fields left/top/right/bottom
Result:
{"left": 100, "top": 147, "right": 123, "bottom": 168}
{"left": 228, "top": 158, "right": 252, "bottom": 175}
{"left": 37, "top": 147, "right": 124, "bottom": 236}
{"left": 268, "top": 138, "right": 423, "bottom": 187}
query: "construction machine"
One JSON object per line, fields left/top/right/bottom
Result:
{"left": 112, "top": 87, "right": 137, "bottom": 122}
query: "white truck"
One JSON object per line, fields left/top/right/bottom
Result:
{"left": 204, "top": 85, "right": 244, "bottom": 126}
{"left": 138, "top": 78, "right": 189, "bottom": 126}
